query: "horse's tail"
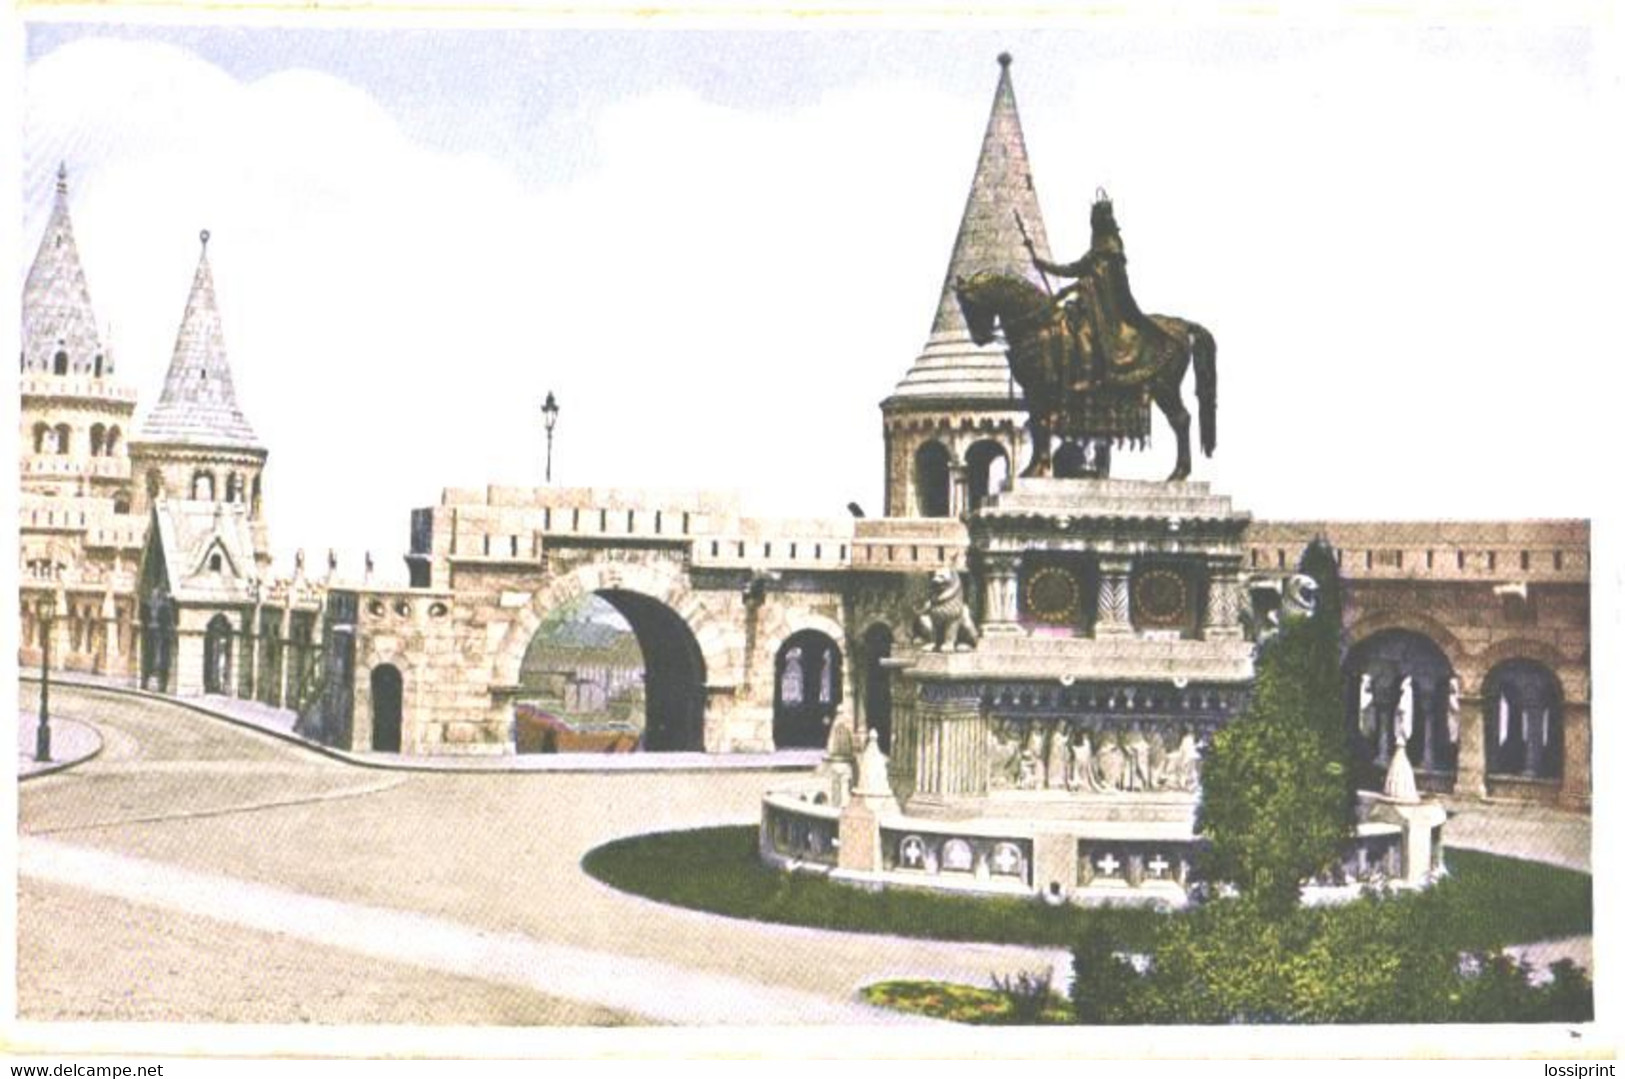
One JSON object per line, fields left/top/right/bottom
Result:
{"left": 1192, "top": 323, "right": 1217, "bottom": 457}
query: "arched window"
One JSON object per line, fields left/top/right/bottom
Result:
{"left": 113, "top": 495, "right": 130, "bottom": 515}
{"left": 226, "top": 472, "right": 242, "bottom": 502}
{"left": 53, "top": 350, "right": 68, "bottom": 375}
{"left": 54, "top": 424, "right": 71, "bottom": 455}
{"left": 1482, "top": 660, "right": 1564, "bottom": 780}
{"left": 250, "top": 475, "right": 262, "bottom": 518}
{"left": 965, "top": 439, "right": 1011, "bottom": 511}
{"left": 90, "top": 424, "right": 106, "bottom": 457}
{"left": 914, "top": 441, "right": 952, "bottom": 518}
{"left": 192, "top": 471, "right": 216, "bottom": 501}
{"left": 1344, "top": 630, "right": 1458, "bottom": 789}
{"left": 93, "top": 354, "right": 104, "bottom": 377}
{"left": 105, "top": 426, "right": 121, "bottom": 456}
{"left": 203, "top": 614, "right": 234, "bottom": 695}
{"left": 147, "top": 470, "right": 165, "bottom": 500}
{"left": 209, "top": 552, "right": 224, "bottom": 573}
{"left": 32, "top": 423, "right": 50, "bottom": 454}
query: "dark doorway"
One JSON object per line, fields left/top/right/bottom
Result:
{"left": 774, "top": 629, "right": 843, "bottom": 749}
{"left": 203, "top": 613, "right": 234, "bottom": 695}
{"left": 861, "top": 624, "right": 894, "bottom": 753}
{"left": 914, "top": 441, "right": 951, "bottom": 518}
{"left": 371, "top": 664, "right": 403, "bottom": 752}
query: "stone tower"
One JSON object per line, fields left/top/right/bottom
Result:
{"left": 18, "top": 165, "right": 143, "bottom": 676}
{"left": 129, "top": 230, "right": 275, "bottom": 697}
{"left": 881, "top": 53, "right": 1053, "bottom": 520}
{"left": 128, "top": 229, "right": 270, "bottom": 559}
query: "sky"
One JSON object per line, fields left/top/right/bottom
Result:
{"left": 16, "top": 15, "right": 1625, "bottom": 579}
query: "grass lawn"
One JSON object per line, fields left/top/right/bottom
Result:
{"left": 580, "top": 826, "right": 1591, "bottom": 952}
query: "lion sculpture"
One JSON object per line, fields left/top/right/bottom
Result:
{"left": 913, "top": 570, "right": 980, "bottom": 653}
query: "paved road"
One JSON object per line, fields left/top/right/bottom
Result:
{"left": 17, "top": 685, "right": 1061, "bottom": 1026}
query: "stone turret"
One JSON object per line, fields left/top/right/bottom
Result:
{"left": 881, "top": 53, "right": 1053, "bottom": 520}
{"left": 128, "top": 230, "right": 270, "bottom": 567}
{"left": 18, "top": 164, "right": 142, "bottom": 677}
{"left": 19, "top": 164, "right": 138, "bottom": 502}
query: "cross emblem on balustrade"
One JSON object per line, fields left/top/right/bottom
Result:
{"left": 992, "top": 844, "right": 1021, "bottom": 875}
{"left": 1147, "top": 854, "right": 1169, "bottom": 878}
{"left": 900, "top": 836, "right": 925, "bottom": 868}
{"left": 1096, "top": 852, "right": 1121, "bottom": 876}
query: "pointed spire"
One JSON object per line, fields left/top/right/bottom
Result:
{"left": 928, "top": 51, "right": 1054, "bottom": 339}
{"left": 138, "top": 230, "right": 262, "bottom": 450}
{"left": 890, "top": 53, "right": 1056, "bottom": 402}
{"left": 22, "top": 163, "right": 108, "bottom": 376}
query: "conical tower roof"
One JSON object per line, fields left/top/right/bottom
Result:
{"left": 888, "top": 53, "right": 1054, "bottom": 404}
{"left": 22, "top": 164, "right": 108, "bottom": 375}
{"left": 138, "top": 231, "right": 262, "bottom": 450}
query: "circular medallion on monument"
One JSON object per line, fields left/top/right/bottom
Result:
{"left": 1024, "top": 566, "right": 1080, "bottom": 625}
{"left": 1132, "top": 568, "right": 1189, "bottom": 627}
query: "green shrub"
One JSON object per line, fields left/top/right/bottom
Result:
{"left": 1197, "top": 538, "right": 1356, "bottom": 915}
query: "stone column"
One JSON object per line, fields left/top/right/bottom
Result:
{"left": 278, "top": 604, "right": 295, "bottom": 709}
{"left": 1560, "top": 701, "right": 1591, "bottom": 811}
{"left": 1096, "top": 556, "right": 1134, "bottom": 637}
{"left": 1454, "top": 693, "right": 1488, "bottom": 798}
{"left": 949, "top": 463, "right": 969, "bottom": 519}
{"left": 1202, "top": 567, "right": 1244, "bottom": 640}
{"left": 979, "top": 552, "right": 1022, "bottom": 635}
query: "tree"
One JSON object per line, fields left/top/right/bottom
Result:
{"left": 1195, "top": 537, "right": 1356, "bottom": 915}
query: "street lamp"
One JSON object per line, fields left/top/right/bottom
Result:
{"left": 35, "top": 593, "right": 56, "bottom": 762}
{"left": 542, "top": 391, "right": 560, "bottom": 484}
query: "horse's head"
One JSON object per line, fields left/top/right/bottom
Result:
{"left": 954, "top": 270, "right": 1048, "bottom": 345}
{"left": 954, "top": 274, "right": 999, "bottom": 345}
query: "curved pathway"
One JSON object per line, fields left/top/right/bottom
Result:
{"left": 18, "top": 685, "right": 1061, "bottom": 1026}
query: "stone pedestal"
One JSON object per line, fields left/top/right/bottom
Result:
{"left": 1368, "top": 797, "right": 1448, "bottom": 886}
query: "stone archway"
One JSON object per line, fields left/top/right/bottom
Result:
{"left": 494, "top": 561, "right": 735, "bottom": 753}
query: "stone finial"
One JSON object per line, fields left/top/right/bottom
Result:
{"left": 56, "top": 161, "right": 68, "bottom": 194}
{"left": 853, "top": 730, "right": 895, "bottom": 800}
{"left": 997, "top": 51, "right": 1012, "bottom": 68}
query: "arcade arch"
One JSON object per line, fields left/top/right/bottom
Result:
{"left": 773, "top": 629, "right": 843, "bottom": 750}
{"left": 1482, "top": 659, "right": 1564, "bottom": 780}
{"left": 1344, "top": 629, "right": 1458, "bottom": 789}
{"left": 964, "top": 439, "right": 1010, "bottom": 511}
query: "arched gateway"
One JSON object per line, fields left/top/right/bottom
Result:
{"left": 493, "top": 562, "right": 734, "bottom": 753}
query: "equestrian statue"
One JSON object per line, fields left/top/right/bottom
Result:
{"left": 954, "top": 191, "right": 1217, "bottom": 482}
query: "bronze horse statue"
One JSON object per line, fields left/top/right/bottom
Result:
{"left": 955, "top": 252, "right": 1217, "bottom": 481}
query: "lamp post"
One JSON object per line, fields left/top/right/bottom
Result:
{"left": 542, "top": 391, "right": 560, "bottom": 483}
{"left": 35, "top": 593, "right": 56, "bottom": 762}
